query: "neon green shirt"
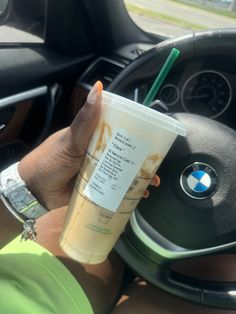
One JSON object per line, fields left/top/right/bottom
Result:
{"left": 0, "top": 237, "right": 93, "bottom": 314}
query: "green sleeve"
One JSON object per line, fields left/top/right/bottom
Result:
{"left": 0, "top": 236, "right": 93, "bottom": 314}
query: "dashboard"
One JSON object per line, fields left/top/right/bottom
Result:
{"left": 123, "top": 56, "right": 236, "bottom": 129}
{"left": 157, "top": 70, "right": 231, "bottom": 119}
{"left": 77, "top": 43, "right": 236, "bottom": 130}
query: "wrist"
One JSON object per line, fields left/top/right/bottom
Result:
{"left": 0, "top": 198, "right": 22, "bottom": 248}
{"left": 0, "top": 162, "right": 48, "bottom": 240}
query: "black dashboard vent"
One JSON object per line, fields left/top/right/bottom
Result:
{"left": 80, "top": 58, "right": 125, "bottom": 89}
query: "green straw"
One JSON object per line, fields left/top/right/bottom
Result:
{"left": 143, "top": 48, "right": 180, "bottom": 107}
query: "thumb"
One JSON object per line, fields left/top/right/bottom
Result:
{"left": 69, "top": 81, "right": 103, "bottom": 156}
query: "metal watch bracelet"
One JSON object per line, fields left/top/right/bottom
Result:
{"left": 0, "top": 162, "right": 48, "bottom": 240}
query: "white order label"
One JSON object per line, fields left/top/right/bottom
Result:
{"left": 83, "top": 128, "right": 151, "bottom": 212}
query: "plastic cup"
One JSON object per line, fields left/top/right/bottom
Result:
{"left": 60, "top": 91, "right": 186, "bottom": 264}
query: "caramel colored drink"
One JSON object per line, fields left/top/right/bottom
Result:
{"left": 60, "top": 91, "right": 186, "bottom": 264}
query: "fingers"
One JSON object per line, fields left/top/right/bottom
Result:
{"left": 143, "top": 190, "right": 150, "bottom": 199}
{"left": 69, "top": 81, "right": 103, "bottom": 155}
{"left": 150, "top": 175, "right": 160, "bottom": 187}
{"left": 143, "top": 175, "right": 160, "bottom": 199}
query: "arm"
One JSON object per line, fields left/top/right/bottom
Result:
{"left": 0, "top": 199, "right": 22, "bottom": 248}
{"left": 0, "top": 81, "right": 102, "bottom": 248}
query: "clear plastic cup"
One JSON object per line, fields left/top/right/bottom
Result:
{"left": 60, "top": 91, "right": 186, "bottom": 264}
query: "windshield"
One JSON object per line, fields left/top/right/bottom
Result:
{"left": 0, "top": 0, "right": 8, "bottom": 14}
{"left": 124, "top": 0, "right": 236, "bottom": 38}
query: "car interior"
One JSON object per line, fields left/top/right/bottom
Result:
{"left": 2, "top": 0, "right": 236, "bottom": 312}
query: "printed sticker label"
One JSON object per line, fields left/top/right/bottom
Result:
{"left": 83, "top": 128, "right": 151, "bottom": 212}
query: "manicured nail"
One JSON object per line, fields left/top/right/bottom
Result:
{"left": 87, "top": 81, "right": 103, "bottom": 105}
{"left": 143, "top": 190, "right": 149, "bottom": 199}
{"left": 151, "top": 175, "right": 160, "bottom": 187}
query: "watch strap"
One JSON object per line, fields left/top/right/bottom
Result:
{"left": 0, "top": 162, "right": 48, "bottom": 220}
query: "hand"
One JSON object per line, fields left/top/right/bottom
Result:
{"left": 18, "top": 81, "right": 160, "bottom": 211}
{"left": 143, "top": 175, "right": 160, "bottom": 198}
{"left": 18, "top": 81, "right": 103, "bottom": 210}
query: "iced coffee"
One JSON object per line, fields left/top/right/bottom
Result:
{"left": 60, "top": 91, "right": 186, "bottom": 264}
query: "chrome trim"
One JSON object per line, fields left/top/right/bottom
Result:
{"left": 159, "top": 84, "right": 180, "bottom": 106}
{"left": 79, "top": 57, "right": 125, "bottom": 90}
{"left": 0, "top": 86, "right": 48, "bottom": 109}
{"left": 150, "top": 99, "right": 169, "bottom": 111}
{"left": 180, "top": 162, "right": 218, "bottom": 200}
{"left": 134, "top": 88, "right": 139, "bottom": 102}
{"left": 130, "top": 211, "right": 236, "bottom": 260}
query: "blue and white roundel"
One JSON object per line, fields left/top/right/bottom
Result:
{"left": 187, "top": 170, "right": 211, "bottom": 193}
{"left": 180, "top": 163, "right": 218, "bottom": 199}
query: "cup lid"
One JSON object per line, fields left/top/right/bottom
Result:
{"left": 102, "top": 91, "right": 187, "bottom": 137}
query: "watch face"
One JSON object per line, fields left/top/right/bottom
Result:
{"left": 8, "top": 185, "right": 35, "bottom": 212}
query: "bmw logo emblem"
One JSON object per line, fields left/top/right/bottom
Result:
{"left": 180, "top": 162, "right": 218, "bottom": 199}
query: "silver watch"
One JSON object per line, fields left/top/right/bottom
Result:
{"left": 0, "top": 162, "right": 48, "bottom": 240}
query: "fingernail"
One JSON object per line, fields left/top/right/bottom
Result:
{"left": 143, "top": 190, "right": 149, "bottom": 199}
{"left": 87, "top": 81, "right": 103, "bottom": 105}
{"left": 152, "top": 175, "right": 160, "bottom": 187}
{"left": 155, "top": 176, "right": 160, "bottom": 187}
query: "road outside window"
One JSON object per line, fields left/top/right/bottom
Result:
{"left": 0, "top": 0, "right": 8, "bottom": 14}
{"left": 0, "top": 0, "right": 47, "bottom": 43}
{"left": 124, "top": 0, "right": 236, "bottom": 38}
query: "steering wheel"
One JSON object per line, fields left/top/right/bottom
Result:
{"left": 108, "top": 29, "right": 236, "bottom": 310}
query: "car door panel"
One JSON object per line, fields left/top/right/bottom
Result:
{"left": 0, "top": 48, "right": 95, "bottom": 96}
{"left": 0, "top": 86, "right": 49, "bottom": 169}
{"left": 0, "top": 46, "right": 96, "bottom": 169}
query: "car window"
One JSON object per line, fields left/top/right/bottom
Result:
{"left": 0, "top": 0, "right": 47, "bottom": 43}
{"left": 124, "top": 0, "right": 236, "bottom": 38}
{"left": 0, "top": 0, "right": 8, "bottom": 14}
